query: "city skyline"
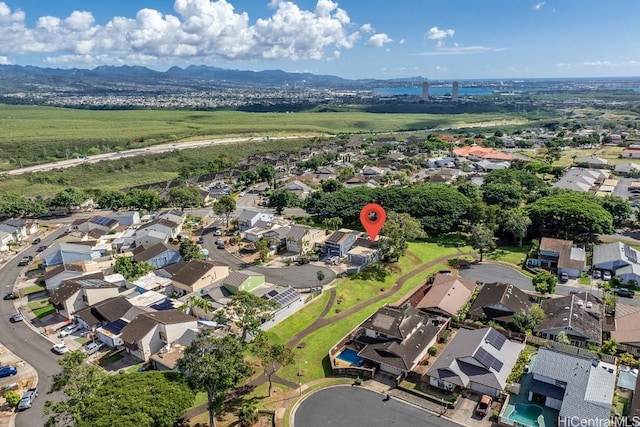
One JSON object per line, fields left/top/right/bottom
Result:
{"left": 1, "top": 0, "right": 639, "bottom": 80}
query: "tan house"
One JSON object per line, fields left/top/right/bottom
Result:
{"left": 49, "top": 278, "right": 120, "bottom": 319}
{"left": 414, "top": 273, "right": 476, "bottom": 317}
{"left": 285, "top": 225, "right": 326, "bottom": 255}
{"left": 157, "top": 259, "right": 229, "bottom": 295}
{"left": 121, "top": 310, "right": 198, "bottom": 362}
{"left": 610, "top": 303, "right": 640, "bottom": 349}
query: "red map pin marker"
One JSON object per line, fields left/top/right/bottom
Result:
{"left": 360, "top": 203, "right": 386, "bottom": 241}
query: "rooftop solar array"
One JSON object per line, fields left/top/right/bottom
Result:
{"left": 151, "top": 299, "right": 175, "bottom": 311}
{"left": 102, "top": 318, "right": 128, "bottom": 334}
{"left": 263, "top": 287, "right": 301, "bottom": 307}
{"left": 91, "top": 216, "right": 115, "bottom": 226}
{"left": 485, "top": 328, "right": 506, "bottom": 350}
{"left": 474, "top": 347, "right": 504, "bottom": 372}
{"left": 625, "top": 245, "right": 638, "bottom": 263}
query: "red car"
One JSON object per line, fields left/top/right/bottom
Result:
{"left": 476, "top": 395, "right": 493, "bottom": 417}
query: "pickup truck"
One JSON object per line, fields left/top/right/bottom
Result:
{"left": 17, "top": 256, "right": 31, "bottom": 267}
{"left": 17, "top": 388, "right": 37, "bottom": 410}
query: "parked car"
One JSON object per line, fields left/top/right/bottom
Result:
{"left": 602, "top": 271, "right": 612, "bottom": 281}
{"left": 17, "top": 388, "right": 38, "bottom": 410}
{"left": 58, "top": 323, "right": 82, "bottom": 338}
{"left": 476, "top": 395, "right": 493, "bottom": 417}
{"left": 213, "top": 229, "right": 222, "bottom": 236}
{"left": 32, "top": 238, "right": 41, "bottom": 245}
{"left": 3, "top": 292, "right": 17, "bottom": 300}
{"left": 614, "top": 288, "right": 635, "bottom": 298}
{"left": 17, "top": 256, "right": 30, "bottom": 267}
{"left": 36, "top": 245, "right": 47, "bottom": 252}
{"left": 52, "top": 343, "right": 69, "bottom": 355}
{"left": 592, "top": 270, "right": 602, "bottom": 280}
{"left": 84, "top": 341, "right": 104, "bottom": 356}
{"left": 9, "top": 313, "right": 23, "bottom": 323}
{"left": 0, "top": 366, "right": 18, "bottom": 378}
{"left": 559, "top": 272, "right": 569, "bottom": 283}
{"left": 197, "top": 236, "right": 205, "bottom": 244}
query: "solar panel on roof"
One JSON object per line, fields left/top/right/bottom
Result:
{"left": 151, "top": 299, "right": 175, "bottom": 311}
{"left": 486, "top": 328, "right": 506, "bottom": 350}
{"left": 625, "top": 245, "right": 638, "bottom": 263}
{"left": 103, "top": 318, "right": 128, "bottom": 334}
{"left": 474, "top": 347, "right": 504, "bottom": 372}
{"left": 267, "top": 290, "right": 278, "bottom": 297}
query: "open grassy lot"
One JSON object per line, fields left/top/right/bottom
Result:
{"left": 486, "top": 245, "right": 529, "bottom": 266}
{"left": 27, "top": 298, "right": 55, "bottom": 318}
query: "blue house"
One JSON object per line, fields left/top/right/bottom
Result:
{"left": 324, "top": 229, "right": 359, "bottom": 258}
{"left": 132, "top": 242, "right": 181, "bottom": 269}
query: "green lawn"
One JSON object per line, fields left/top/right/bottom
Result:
{"left": 485, "top": 245, "right": 530, "bottom": 266}
{"left": 264, "top": 291, "right": 331, "bottom": 345}
{"left": 22, "top": 284, "right": 46, "bottom": 295}
{"left": 27, "top": 298, "right": 55, "bottom": 318}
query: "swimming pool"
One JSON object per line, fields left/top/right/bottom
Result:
{"left": 336, "top": 348, "right": 363, "bottom": 366}
{"left": 507, "top": 403, "right": 543, "bottom": 427}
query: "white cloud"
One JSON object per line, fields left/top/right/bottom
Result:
{"left": 0, "top": 0, "right": 385, "bottom": 65}
{"left": 417, "top": 45, "right": 505, "bottom": 55}
{"left": 556, "top": 60, "right": 640, "bottom": 68}
{"left": 367, "top": 33, "right": 392, "bottom": 48}
{"left": 425, "top": 26, "right": 454, "bottom": 41}
{"left": 0, "top": 55, "right": 10, "bottom": 64}
{"left": 533, "top": 2, "right": 545, "bottom": 10}
{"left": 398, "top": 39, "right": 405, "bottom": 45}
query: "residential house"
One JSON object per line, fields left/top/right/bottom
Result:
{"left": 593, "top": 242, "right": 640, "bottom": 283}
{"left": 74, "top": 296, "right": 133, "bottom": 331}
{"left": 109, "top": 211, "right": 141, "bottom": 226}
{"left": 425, "top": 168, "right": 459, "bottom": 184}
{"left": 75, "top": 216, "right": 119, "bottom": 234}
{"left": 133, "top": 229, "right": 169, "bottom": 249}
{"left": 257, "top": 284, "right": 305, "bottom": 330}
{"left": 149, "top": 329, "right": 202, "bottom": 371}
{"left": 534, "top": 237, "right": 585, "bottom": 278}
{"left": 615, "top": 162, "right": 640, "bottom": 177}
{"left": 43, "top": 264, "right": 105, "bottom": 291}
{"left": 121, "top": 310, "right": 198, "bottom": 362}
{"left": 622, "top": 145, "right": 640, "bottom": 159}
{"left": 238, "top": 210, "right": 274, "bottom": 232}
{"left": 576, "top": 156, "right": 608, "bottom": 169}
{"left": 475, "top": 159, "right": 511, "bottom": 171}
{"left": 552, "top": 168, "right": 610, "bottom": 193}
{"left": 136, "top": 218, "right": 182, "bottom": 239}
{"left": 49, "top": 278, "right": 120, "bottom": 319}
{"left": 414, "top": 274, "right": 476, "bottom": 318}
{"left": 222, "top": 270, "right": 265, "bottom": 294}
{"left": 285, "top": 225, "right": 325, "bottom": 255}
{"left": 527, "top": 347, "right": 616, "bottom": 426}
{"left": 0, "top": 230, "right": 13, "bottom": 251}
{"left": 534, "top": 293, "right": 602, "bottom": 347}
{"left": 362, "top": 166, "right": 385, "bottom": 177}
{"left": 452, "top": 145, "right": 515, "bottom": 162}
{"left": 132, "top": 242, "right": 181, "bottom": 269}
{"left": 157, "top": 210, "right": 187, "bottom": 225}
{"left": 426, "top": 327, "right": 524, "bottom": 397}
{"left": 282, "top": 180, "right": 314, "bottom": 200}
{"left": 0, "top": 219, "right": 37, "bottom": 240}
{"left": 324, "top": 228, "right": 359, "bottom": 258}
{"left": 157, "top": 259, "right": 229, "bottom": 295}
{"left": 609, "top": 303, "right": 640, "bottom": 350}
{"left": 346, "top": 239, "right": 380, "bottom": 273}
{"left": 468, "top": 282, "right": 533, "bottom": 324}
{"left": 40, "top": 242, "right": 100, "bottom": 268}
{"left": 348, "top": 304, "right": 440, "bottom": 377}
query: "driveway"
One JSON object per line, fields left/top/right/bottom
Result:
{"left": 294, "top": 386, "right": 460, "bottom": 427}
{"left": 459, "top": 262, "right": 533, "bottom": 291}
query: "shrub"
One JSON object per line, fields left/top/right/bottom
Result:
{"left": 428, "top": 347, "right": 437, "bottom": 357}
{"left": 4, "top": 391, "right": 20, "bottom": 407}
{"left": 439, "top": 330, "right": 450, "bottom": 343}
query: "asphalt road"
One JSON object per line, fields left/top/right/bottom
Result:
{"left": 293, "top": 386, "right": 460, "bottom": 427}
{"left": 0, "top": 228, "right": 68, "bottom": 427}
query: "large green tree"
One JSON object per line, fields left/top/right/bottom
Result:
{"left": 76, "top": 371, "right": 194, "bottom": 427}
{"left": 502, "top": 208, "right": 532, "bottom": 247}
{"left": 126, "top": 189, "right": 165, "bottom": 212}
{"left": 179, "top": 239, "right": 206, "bottom": 261}
{"left": 268, "top": 189, "right": 300, "bottom": 214}
{"left": 378, "top": 211, "right": 426, "bottom": 263}
{"left": 527, "top": 192, "right": 614, "bottom": 241}
{"left": 167, "top": 186, "right": 201, "bottom": 211}
{"left": 532, "top": 271, "right": 557, "bottom": 295}
{"left": 213, "top": 195, "right": 236, "bottom": 228}
{"left": 482, "top": 182, "right": 524, "bottom": 209}
{"left": 45, "top": 351, "right": 107, "bottom": 427}
{"left": 49, "top": 188, "right": 88, "bottom": 211}
{"left": 227, "top": 291, "right": 278, "bottom": 341}
{"left": 599, "top": 194, "right": 632, "bottom": 226}
{"left": 253, "top": 334, "right": 295, "bottom": 397}
{"left": 113, "top": 256, "right": 154, "bottom": 281}
{"left": 471, "top": 223, "right": 496, "bottom": 262}
{"left": 95, "top": 190, "right": 128, "bottom": 211}
{"left": 177, "top": 333, "right": 251, "bottom": 427}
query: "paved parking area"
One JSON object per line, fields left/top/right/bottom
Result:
{"left": 449, "top": 393, "right": 495, "bottom": 427}
{"left": 459, "top": 262, "right": 533, "bottom": 290}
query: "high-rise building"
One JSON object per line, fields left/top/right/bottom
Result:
{"left": 422, "top": 82, "right": 429, "bottom": 100}
{"left": 452, "top": 81, "right": 459, "bottom": 102}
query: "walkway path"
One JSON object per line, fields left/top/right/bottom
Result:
{"left": 184, "top": 249, "right": 475, "bottom": 423}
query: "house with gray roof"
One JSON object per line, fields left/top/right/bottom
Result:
{"left": 615, "top": 162, "right": 640, "bottom": 177}
{"left": 553, "top": 167, "right": 609, "bottom": 193}
{"left": 74, "top": 296, "right": 133, "bottom": 331}
{"left": 415, "top": 273, "right": 476, "bottom": 318}
{"left": 426, "top": 327, "right": 524, "bottom": 398}
{"left": 50, "top": 278, "right": 120, "bottom": 319}
{"left": 528, "top": 347, "right": 616, "bottom": 425}
{"left": 347, "top": 304, "right": 440, "bottom": 377}
{"left": 534, "top": 293, "right": 603, "bottom": 347}
{"left": 40, "top": 242, "right": 96, "bottom": 268}
{"left": 285, "top": 225, "right": 325, "bottom": 255}
{"left": 324, "top": 228, "right": 359, "bottom": 258}
{"left": 133, "top": 229, "right": 168, "bottom": 249}
{"left": 237, "top": 209, "right": 274, "bottom": 232}
{"left": 576, "top": 155, "right": 608, "bottom": 169}
{"left": 593, "top": 242, "right": 640, "bottom": 283}
{"left": 108, "top": 210, "right": 141, "bottom": 226}
{"left": 137, "top": 218, "right": 182, "bottom": 239}
{"left": 75, "top": 216, "right": 120, "bottom": 234}
{"left": 132, "top": 242, "right": 181, "bottom": 269}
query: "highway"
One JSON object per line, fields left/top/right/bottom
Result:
{"left": 5, "top": 135, "right": 314, "bottom": 176}
{"left": 0, "top": 227, "right": 68, "bottom": 427}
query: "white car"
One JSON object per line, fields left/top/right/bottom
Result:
{"left": 84, "top": 342, "right": 104, "bottom": 356}
{"left": 58, "top": 324, "right": 82, "bottom": 338}
{"left": 602, "top": 271, "right": 612, "bottom": 281}
{"left": 52, "top": 343, "right": 69, "bottom": 355}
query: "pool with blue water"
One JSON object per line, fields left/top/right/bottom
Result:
{"left": 336, "top": 348, "right": 363, "bottom": 366}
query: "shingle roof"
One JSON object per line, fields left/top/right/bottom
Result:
{"left": 49, "top": 281, "right": 82, "bottom": 306}
{"left": 468, "top": 282, "right": 533, "bottom": 323}
{"left": 132, "top": 242, "right": 179, "bottom": 263}
{"left": 120, "top": 310, "right": 195, "bottom": 342}
{"left": 137, "top": 218, "right": 179, "bottom": 232}
{"left": 223, "top": 270, "right": 263, "bottom": 288}
{"left": 74, "top": 296, "right": 133, "bottom": 327}
{"left": 532, "top": 347, "right": 616, "bottom": 422}
{"left": 415, "top": 274, "right": 476, "bottom": 316}
{"left": 362, "top": 305, "right": 423, "bottom": 341}
{"left": 535, "top": 294, "right": 603, "bottom": 344}
{"left": 43, "top": 263, "right": 85, "bottom": 280}
{"left": 162, "top": 259, "right": 221, "bottom": 286}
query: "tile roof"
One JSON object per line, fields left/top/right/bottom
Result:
{"left": 467, "top": 282, "right": 533, "bottom": 323}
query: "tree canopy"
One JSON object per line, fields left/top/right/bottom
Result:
{"left": 179, "top": 239, "right": 206, "bottom": 261}
{"left": 213, "top": 195, "right": 236, "bottom": 228}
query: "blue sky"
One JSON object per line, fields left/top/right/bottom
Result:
{"left": 1, "top": 0, "right": 639, "bottom": 80}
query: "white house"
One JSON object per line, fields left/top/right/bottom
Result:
{"left": 238, "top": 210, "right": 274, "bottom": 232}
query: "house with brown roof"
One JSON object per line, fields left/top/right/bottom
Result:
{"left": 609, "top": 303, "right": 640, "bottom": 349}
{"left": 534, "top": 293, "right": 603, "bottom": 348}
{"left": 157, "top": 259, "right": 229, "bottom": 295}
{"left": 468, "top": 282, "right": 533, "bottom": 324}
{"left": 534, "top": 237, "right": 585, "bottom": 278}
{"left": 414, "top": 274, "right": 476, "bottom": 318}
{"left": 324, "top": 228, "right": 359, "bottom": 258}
{"left": 49, "top": 278, "right": 120, "bottom": 319}
{"left": 121, "top": 310, "right": 198, "bottom": 362}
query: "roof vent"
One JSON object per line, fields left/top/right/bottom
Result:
{"left": 577, "top": 300, "right": 584, "bottom": 306}
{"left": 586, "top": 302, "right": 593, "bottom": 308}
{"left": 609, "top": 368, "right": 614, "bottom": 373}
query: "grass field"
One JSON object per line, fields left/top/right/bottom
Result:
{"left": 27, "top": 298, "right": 55, "bottom": 318}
